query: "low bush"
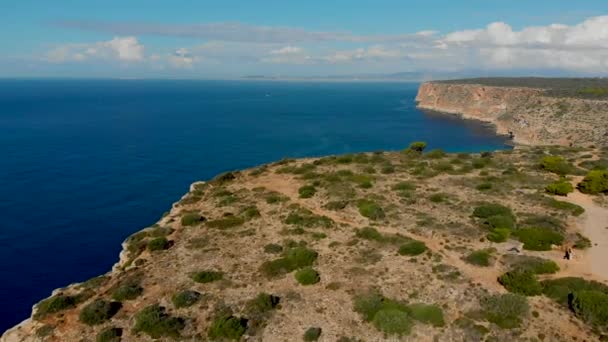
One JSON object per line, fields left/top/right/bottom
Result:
{"left": 191, "top": 270, "right": 224, "bottom": 283}
{"left": 147, "top": 237, "right": 170, "bottom": 251}
{"left": 323, "top": 200, "right": 349, "bottom": 210}
{"left": 570, "top": 290, "right": 608, "bottom": 329}
{"left": 540, "top": 156, "right": 574, "bottom": 175}
{"left": 96, "top": 327, "right": 122, "bottom": 342}
{"left": 513, "top": 227, "right": 564, "bottom": 251}
{"left": 265, "top": 193, "right": 287, "bottom": 204}
{"left": 111, "top": 277, "right": 143, "bottom": 302}
{"left": 241, "top": 206, "right": 261, "bottom": 220}
{"left": 473, "top": 203, "right": 514, "bottom": 220}
{"left": 541, "top": 277, "right": 608, "bottom": 307}
{"left": 429, "top": 193, "right": 447, "bottom": 203}
{"left": 34, "top": 295, "right": 78, "bottom": 320}
{"left": 574, "top": 233, "right": 592, "bottom": 250}
{"left": 486, "top": 215, "right": 516, "bottom": 230}
{"left": 546, "top": 198, "right": 585, "bottom": 216}
{"left": 264, "top": 243, "right": 283, "bottom": 254}
{"left": 464, "top": 248, "right": 495, "bottom": 267}
{"left": 260, "top": 247, "right": 318, "bottom": 277}
{"left": 519, "top": 214, "right": 563, "bottom": 231}
{"left": 356, "top": 227, "right": 384, "bottom": 242}
{"left": 545, "top": 180, "right": 574, "bottom": 196}
{"left": 407, "top": 141, "right": 427, "bottom": 153}
{"left": 246, "top": 293, "right": 280, "bottom": 315}
{"left": 392, "top": 181, "right": 416, "bottom": 192}
{"left": 498, "top": 270, "right": 542, "bottom": 296}
{"left": 480, "top": 293, "right": 529, "bottom": 329}
{"left": 172, "top": 290, "right": 201, "bottom": 308}
{"left": 298, "top": 185, "right": 317, "bottom": 198}
{"left": 295, "top": 267, "right": 320, "bottom": 285}
{"left": 79, "top": 299, "right": 121, "bottom": 325}
{"left": 407, "top": 303, "right": 445, "bottom": 327}
{"left": 133, "top": 304, "right": 185, "bottom": 339}
{"left": 285, "top": 208, "right": 334, "bottom": 228}
{"left": 356, "top": 199, "right": 385, "bottom": 220}
{"left": 372, "top": 309, "right": 412, "bottom": 336}
{"left": 505, "top": 255, "right": 559, "bottom": 274}
{"left": 426, "top": 149, "right": 446, "bottom": 159}
{"left": 487, "top": 228, "right": 511, "bottom": 243}
{"left": 398, "top": 241, "right": 427, "bottom": 256}
{"left": 577, "top": 169, "right": 608, "bottom": 194}
{"left": 303, "top": 327, "right": 322, "bottom": 341}
{"left": 181, "top": 213, "right": 205, "bottom": 226}
{"left": 207, "top": 215, "right": 245, "bottom": 229}
{"left": 476, "top": 182, "right": 493, "bottom": 191}
{"left": 208, "top": 314, "right": 248, "bottom": 340}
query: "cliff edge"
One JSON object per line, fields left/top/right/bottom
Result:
{"left": 416, "top": 80, "right": 608, "bottom": 146}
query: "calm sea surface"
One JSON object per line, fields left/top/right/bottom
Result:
{"left": 0, "top": 79, "right": 510, "bottom": 331}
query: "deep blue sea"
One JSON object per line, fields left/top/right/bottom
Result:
{"left": 0, "top": 79, "right": 510, "bottom": 332}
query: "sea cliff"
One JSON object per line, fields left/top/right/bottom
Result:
{"left": 416, "top": 81, "right": 608, "bottom": 147}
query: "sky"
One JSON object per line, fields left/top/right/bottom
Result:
{"left": 2, "top": 0, "right": 608, "bottom": 78}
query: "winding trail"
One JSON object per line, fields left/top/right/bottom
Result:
{"left": 563, "top": 189, "right": 608, "bottom": 281}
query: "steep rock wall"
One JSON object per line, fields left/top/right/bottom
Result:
{"left": 416, "top": 82, "right": 608, "bottom": 146}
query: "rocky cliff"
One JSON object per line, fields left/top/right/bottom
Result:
{"left": 416, "top": 82, "right": 608, "bottom": 146}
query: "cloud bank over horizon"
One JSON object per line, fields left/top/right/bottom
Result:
{"left": 33, "top": 15, "right": 608, "bottom": 77}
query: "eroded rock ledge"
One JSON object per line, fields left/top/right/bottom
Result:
{"left": 416, "top": 81, "right": 608, "bottom": 147}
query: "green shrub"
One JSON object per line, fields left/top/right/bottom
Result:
{"left": 473, "top": 204, "right": 514, "bottom": 220}
{"left": 295, "top": 267, "right": 320, "bottom": 285}
{"left": 486, "top": 215, "right": 515, "bottom": 230}
{"left": 372, "top": 309, "right": 413, "bottom": 336}
{"left": 574, "top": 233, "right": 592, "bottom": 250}
{"left": 260, "top": 247, "right": 318, "bottom": 277}
{"left": 323, "top": 200, "right": 349, "bottom": 210}
{"left": 241, "top": 206, "right": 261, "bottom": 220}
{"left": 208, "top": 314, "right": 248, "bottom": 340}
{"left": 429, "top": 193, "right": 447, "bottom": 203}
{"left": 577, "top": 169, "right": 608, "bottom": 194}
{"left": 96, "top": 327, "right": 122, "bottom": 342}
{"left": 285, "top": 208, "right": 334, "bottom": 228}
{"left": 191, "top": 270, "right": 223, "bottom": 283}
{"left": 265, "top": 193, "right": 287, "bottom": 204}
{"left": 541, "top": 277, "right": 608, "bottom": 307}
{"left": 354, "top": 292, "right": 408, "bottom": 322}
{"left": 356, "top": 199, "right": 385, "bottom": 220}
{"left": 79, "top": 299, "right": 121, "bottom": 325}
{"left": 398, "top": 241, "right": 427, "bottom": 256}
{"left": 298, "top": 185, "right": 317, "bottom": 198}
{"left": 540, "top": 156, "right": 574, "bottom": 175}
{"left": 172, "top": 290, "right": 201, "bottom": 308}
{"left": 408, "top": 303, "right": 445, "bottom": 327}
{"left": 356, "top": 227, "right": 384, "bottom": 242}
{"left": 133, "top": 304, "right": 185, "bottom": 339}
{"left": 487, "top": 228, "right": 511, "bottom": 243}
{"left": 476, "top": 182, "right": 493, "bottom": 191}
{"left": 303, "top": 327, "right": 322, "bottom": 341}
{"left": 246, "top": 293, "right": 280, "bottom": 315}
{"left": 147, "top": 237, "right": 170, "bottom": 251}
{"left": 464, "top": 248, "right": 495, "bottom": 267}
{"left": 264, "top": 243, "right": 283, "bottom": 254}
{"left": 505, "top": 255, "right": 559, "bottom": 274}
{"left": 426, "top": 149, "right": 446, "bottom": 159}
{"left": 407, "top": 141, "right": 427, "bottom": 153}
{"left": 498, "top": 271, "right": 542, "bottom": 296}
{"left": 181, "top": 213, "right": 204, "bottom": 226}
{"left": 547, "top": 198, "right": 585, "bottom": 216}
{"left": 207, "top": 215, "right": 245, "bottom": 229}
{"left": 519, "top": 214, "right": 563, "bottom": 231}
{"left": 513, "top": 227, "right": 564, "bottom": 251}
{"left": 111, "top": 277, "right": 143, "bottom": 302}
{"left": 480, "top": 293, "right": 529, "bottom": 329}
{"left": 545, "top": 180, "right": 574, "bottom": 196}
{"left": 392, "top": 181, "right": 416, "bottom": 191}
{"left": 570, "top": 290, "right": 608, "bottom": 328}
{"left": 34, "top": 294, "right": 79, "bottom": 320}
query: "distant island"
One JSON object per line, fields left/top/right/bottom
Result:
{"left": 3, "top": 78, "right": 608, "bottom": 342}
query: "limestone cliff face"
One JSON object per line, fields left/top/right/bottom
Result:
{"left": 416, "top": 82, "right": 608, "bottom": 146}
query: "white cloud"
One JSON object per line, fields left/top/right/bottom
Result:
{"left": 46, "top": 36, "right": 144, "bottom": 63}
{"left": 168, "top": 48, "right": 197, "bottom": 68}
{"left": 270, "top": 46, "right": 303, "bottom": 55}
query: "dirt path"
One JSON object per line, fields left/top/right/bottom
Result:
{"left": 563, "top": 189, "right": 608, "bottom": 281}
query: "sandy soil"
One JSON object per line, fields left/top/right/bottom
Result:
{"left": 564, "top": 190, "right": 608, "bottom": 281}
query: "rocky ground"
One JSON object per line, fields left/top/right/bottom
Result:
{"left": 3, "top": 144, "right": 608, "bottom": 342}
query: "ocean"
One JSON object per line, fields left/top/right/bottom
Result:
{"left": 0, "top": 79, "right": 510, "bottom": 332}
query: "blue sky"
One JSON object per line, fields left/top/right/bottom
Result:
{"left": 2, "top": 1, "right": 608, "bottom": 78}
